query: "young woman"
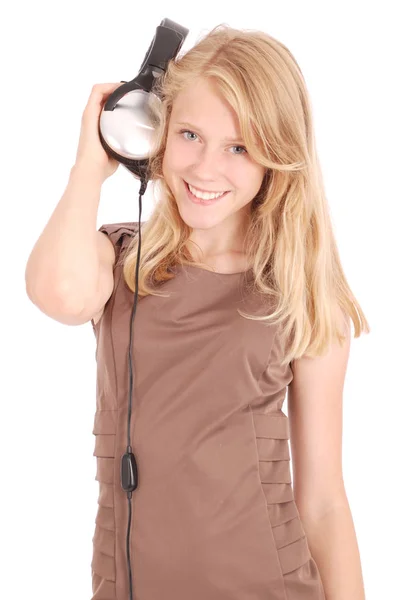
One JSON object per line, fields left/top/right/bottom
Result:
{"left": 26, "top": 24, "right": 369, "bottom": 600}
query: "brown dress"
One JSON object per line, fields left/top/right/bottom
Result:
{"left": 90, "top": 222, "right": 326, "bottom": 600}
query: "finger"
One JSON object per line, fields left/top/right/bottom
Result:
{"left": 92, "top": 82, "right": 124, "bottom": 96}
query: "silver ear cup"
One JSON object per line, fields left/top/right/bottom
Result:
{"left": 99, "top": 89, "right": 162, "bottom": 161}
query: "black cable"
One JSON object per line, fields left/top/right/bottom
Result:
{"left": 124, "top": 177, "right": 147, "bottom": 600}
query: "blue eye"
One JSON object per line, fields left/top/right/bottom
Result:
{"left": 180, "top": 130, "right": 197, "bottom": 142}
{"left": 178, "top": 129, "right": 247, "bottom": 155}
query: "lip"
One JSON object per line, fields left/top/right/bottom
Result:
{"left": 183, "top": 180, "right": 230, "bottom": 205}
{"left": 186, "top": 181, "right": 228, "bottom": 194}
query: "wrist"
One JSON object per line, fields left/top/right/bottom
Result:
{"left": 70, "top": 162, "right": 107, "bottom": 186}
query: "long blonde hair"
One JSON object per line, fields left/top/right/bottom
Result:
{"left": 121, "top": 23, "right": 370, "bottom": 365}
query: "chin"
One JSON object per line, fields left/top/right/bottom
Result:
{"left": 179, "top": 205, "right": 226, "bottom": 231}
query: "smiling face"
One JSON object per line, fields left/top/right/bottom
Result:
{"left": 162, "top": 78, "right": 266, "bottom": 235}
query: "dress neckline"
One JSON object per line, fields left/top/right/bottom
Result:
{"left": 178, "top": 263, "right": 253, "bottom": 277}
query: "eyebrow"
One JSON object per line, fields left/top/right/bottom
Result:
{"left": 175, "top": 121, "right": 245, "bottom": 143}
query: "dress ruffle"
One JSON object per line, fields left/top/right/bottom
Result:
{"left": 251, "top": 410, "right": 325, "bottom": 599}
{"left": 92, "top": 409, "right": 117, "bottom": 599}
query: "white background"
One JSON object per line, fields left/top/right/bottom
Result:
{"left": 2, "top": 1, "right": 400, "bottom": 598}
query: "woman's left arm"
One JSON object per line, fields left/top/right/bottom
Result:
{"left": 288, "top": 307, "right": 365, "bottom": 600}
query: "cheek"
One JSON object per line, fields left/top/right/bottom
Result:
{"left": 161, "top": 143, "right": 176, "bottom": 176}
{"left": 230, "top": 169, "right": 264, "bottom": 199}
{"left": 247, "top": 167, "right": 266, "bottom": 192}
{"left": 165, "top": 141, "right": 191, "bottom": 174}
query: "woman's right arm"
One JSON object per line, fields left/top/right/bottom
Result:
{"left": 25, "top": 164, "right": 115, "bottom": 325}
{"left": 24, "top": 82, "right": 124, "bottom": 326}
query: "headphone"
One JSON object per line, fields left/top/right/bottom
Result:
{"left": 97, "top": 18, "right": 189, "bottom": 600}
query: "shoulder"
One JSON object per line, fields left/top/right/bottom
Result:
{"left": 98, "top": 222, "right": 141, "bottom": 270}
{"left": 98, "top": 222, "right": 140, "bottom": 248}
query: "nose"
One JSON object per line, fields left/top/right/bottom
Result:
{"left": 193, "top": 145, "right": 224, "bottom": 182}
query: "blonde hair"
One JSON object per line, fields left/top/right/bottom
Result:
{"left": 121, "top": 23, "right": 370, "bottom": 365}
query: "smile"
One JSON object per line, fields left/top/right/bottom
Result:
{"left": 187, "top": 182, "right": 228, "bottom": 197}
{"left": 184, "top": 180, "right": 230, "bottom": 206}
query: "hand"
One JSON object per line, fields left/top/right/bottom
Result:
{"left": 74, "top": 82, "right": 125, "bottom": 182}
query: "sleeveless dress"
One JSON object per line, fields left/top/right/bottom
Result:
{"left": 90, "top": 222, "right": 326, "bottom": 600}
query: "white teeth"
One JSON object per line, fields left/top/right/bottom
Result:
{"left": 187, "top": 183, "right": 226, "bottom": 201}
